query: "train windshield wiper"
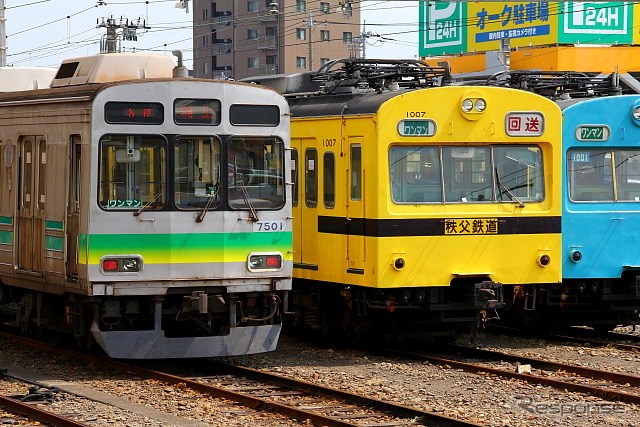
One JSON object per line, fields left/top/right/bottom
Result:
{"left": 238, "top": 181, "right": 259, "bottom": 222}
{"left": 495, "top": 167, "right": 525, "bottom": 208}
{"left": 196, "top": 181, "right": 219, "bottom": 223}
{"left": 133, "top": 192, "right": 162, "bottom": 216}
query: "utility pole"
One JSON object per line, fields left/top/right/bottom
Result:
{"left": 352, "top": 22, "right": 377, "bottom": 59}
{"left": 307, "top": 9, "right": 313, "bottom": 71}
{"left": 97, "top": 16, "right": 149, "bottom": 54}
{"left": 0, "top": 0, "right": 6, "bottom": 66}
{"left": 305, "top": 8, "right": 325, "bottom": 71}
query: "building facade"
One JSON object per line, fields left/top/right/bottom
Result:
{"left": 193, "top": 0, "right": 361, "bottom": 80}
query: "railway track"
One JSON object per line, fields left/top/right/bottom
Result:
{"left": 488, "top": 325, "right": 640, "bottom": 352}
{"left": 0, "top": 369, "right": 92, "bottom": 427}
{"left": 174, "top": 360, "right": 478, "bottom": 426}
{"left": 385, "top": 345, "right": 640, "bottom": 404}
{"left": 0, "top": 332, "right": 479, "bottom": 426}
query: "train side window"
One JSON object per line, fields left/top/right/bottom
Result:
{"left": 174, "top": 136, "right": 221, "bottom": 209}
{"left": 568, "top": 149, "right": 614, "bottom": 202}
{"left": 323, "top": 151, "right": 335, "bottom": 208}
{"left": 350, "top": 144, "right": 361, "bottom": 201}
{"left": 228, "top": 137, "right": 285, "bottom": 210}
{"left": 37, "top": 137, "right": 46, "bottom": 211}
{"left": 305, "top": 148, "right": 317, "bottom": 208}
{"left": 69, "top": 137, "right": 81, "bottom": 214}
{"left": 0, "top": 140, "right": 2, "bottom": 204}
{"left": 98, "top": 135, "right": 167, "bottom": 211}
{"left": 615, "top": 150, "right": 640, "bottom": 201}
{"left": 18, "top": 137, "right": 33, "bottom": 212}
{"left": 291, "top": 148, "right": 299, "bottom": 207}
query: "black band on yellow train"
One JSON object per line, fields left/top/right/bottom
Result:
{"left": 317, "top": 216, "right": 561, "bottom": 237}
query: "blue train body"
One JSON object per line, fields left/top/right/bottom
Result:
{"left": 556, "top": 96, "right": 640, "bottom": 327}
{"left": 475, "top": 71, "right": 640, "bottom": 328}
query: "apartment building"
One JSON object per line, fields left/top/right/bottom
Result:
{"left": 193, "top": 0, "right": 361, "bottom": 80}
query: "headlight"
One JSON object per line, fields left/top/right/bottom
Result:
{"left": 474, "top": 98, "right": 486, "bottom": 112}
{"left": 462, "top": 98, "right": 473, "bottom": 112}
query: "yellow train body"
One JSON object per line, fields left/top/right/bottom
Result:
{"left": 246, "top": 59, "right": 562, "bottom": 339}
{"left": 291, "top": 86, "right": 562, "bottom": 290}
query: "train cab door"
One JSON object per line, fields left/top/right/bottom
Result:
{"left": 66, "top": 137, "right": 81, "bottom": 279}
{"left": 291, "top": 139, "right": 319, "bottom": 270}
{"left": 16, "top": 136, "right": 45, "bottom": 273}
{"left": 346, "top": 140, "right": 365, "bottom": 274}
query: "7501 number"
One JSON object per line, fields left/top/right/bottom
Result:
{"left": 254, "top": 221, "right": 286, "bottom": 232}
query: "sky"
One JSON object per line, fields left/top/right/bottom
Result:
{"left": 2, "top": 0, "right": 419, "bottom": 69}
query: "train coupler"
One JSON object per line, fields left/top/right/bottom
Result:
{"left": 475, "top": 281, "right": 504, "bottom": 309}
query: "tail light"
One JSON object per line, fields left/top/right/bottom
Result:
{"left": 101, "top": 256, "right": 143, "bottom": 274}
{"left": 248, "top": 253, "right": 283, "bottom": 272}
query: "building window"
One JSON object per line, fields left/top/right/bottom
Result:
{"left": 248, "top": 57, "right": 259, "bottom": 68}
{"left": 248, "top": 1, "right": 258, "bottom": 12}
{"left": 320, "top": 58, "right": 330, "bottom": 66}
{"left": 202, "top": 35, "right": 208, "bottom": 46}
{"left": 248, "top": 29, "right": 259, "bottom": 39}
{"left": 296, "top": 0, "right": 306, "bottom": 12}
{"left": 203, "top": 61, "right": 209, "bottom": 74}
{"left": 343, "top": 32, "right": 353, "bottom": 43}
{"left": 203, "top": 8, "right": 209, "bottom": 20}
{"left": 296, "top": 56, "right": 307, "bottom": 68}
{"left": 266, "top": 55, "right": 277, "bottom": 65}
{"left": 320, "top": 30, "right": 330, "bottom": 41}
{"left": 296, "top": 28, "right": 306, "bottom": 40}
{"left": 267, "top": 27, "right": 277, "bottom": 37}
{"left": 320, "top": 2, "right": 330, "bottom": 13}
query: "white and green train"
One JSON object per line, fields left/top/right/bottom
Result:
{"left": 0, "top": 53, "right": 292, "bottom": 358}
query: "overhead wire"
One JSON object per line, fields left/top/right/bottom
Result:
{"left": 6, "top": 1, "right": 640, "bottom": 69}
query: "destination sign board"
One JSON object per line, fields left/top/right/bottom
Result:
{"left": 398, "top": 119, "right": 437, "bottom": 136}
{"left": 575, "top": 125, "right": 611, "bottom": 141}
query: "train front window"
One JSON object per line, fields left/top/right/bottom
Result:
{"left": 174, "top": 136, "right": 221, "bottom": 209}
{"left": 493, "top": 146, "right": 544, "bottom": 203}
{"left": 99, "top": 135, "right": 167, "bottom": 210}
{"left": 390, "top": 146, "right": 442, "bottom": 203}
{"left": 228, "top": 137, "right": 285, "bottom": 210}
{"left": 443, "top": 146, "right": 491, "bottom": 203}
{"left": 569, "top": 149, "right": 640, "bottom": 202}
{"left": 615, "top": 150, "right": 640, "bottom": 202}
{"left": 568, "top": 150, "right": 613, "bottom": 202}
{"left": 389, "top": 145, "right": 543, "bottom": 204}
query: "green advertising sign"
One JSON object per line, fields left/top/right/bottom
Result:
{"left": 560, "top": 2, "right": 632, "bottom": 44}
{"left": 419, "top": 1, "right": 635, "bottom": 57}
{"left": 420, "top": 1, "right": 466, "bottom": 55}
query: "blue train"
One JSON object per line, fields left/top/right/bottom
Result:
{"left": 557, "top": 95, "right": 640, "bottom": 329}
{"left": 484, "top": 71, "right": 640, "bottom": 329}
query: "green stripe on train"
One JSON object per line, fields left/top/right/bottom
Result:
{"left": 0, "top": 217, "right": 12, "bottom": 225}
{"left": 80, "top": 232, "right": 292, "bottom": 264}
{"left": 0, "top": 230, "right": 12, "bottom": 245}
{"left": 45, "top": 221, "right": 64, "bottom": 230}
{"left": 45, "top": 236, "right": 64, "bottom": 251}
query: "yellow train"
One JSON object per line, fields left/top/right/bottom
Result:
{"left": 246, "top": 59, "right": 562, "bottom": 340}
